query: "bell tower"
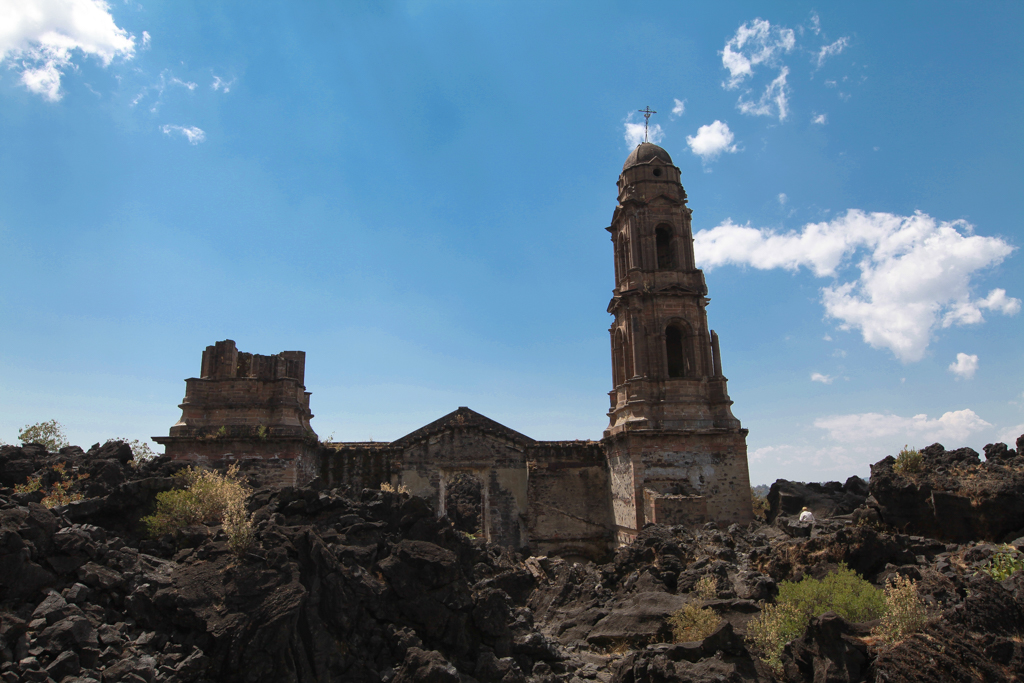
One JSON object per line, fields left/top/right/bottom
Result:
{"left": 601, "top": 141, "right": 753, "bottom": 543}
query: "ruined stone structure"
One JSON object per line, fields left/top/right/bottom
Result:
{"left": 157, "top": 142, "right": 752, "bottom": 557}
{"left": 154, "top": 339, "right": 318, "bottom": 486}
{"left": 603, "top": 142, "right": 753, "bottom": 543}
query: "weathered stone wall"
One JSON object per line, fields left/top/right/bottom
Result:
{"left": 319, "top": 443, "right": 396, "bottom": 492}
{"left": 155, "top": 340, "right": 318, "bottom": 480}
{"left": 396, "top": 424, "right": 530, "bottom": 550}
{"left": 643, "top": 488, "right": 707, "bottom": 526}
{"left": 606, "top": 448, "right": 641, "bottom": 545}
{"left": 526, "top": 442, "right": 613, "bottom": 560}
{"left": 603, "top": 428, "right": 752, "bottom": 541}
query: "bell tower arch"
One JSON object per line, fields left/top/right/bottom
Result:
{"left": 601, "top": 141, "right": 753, "bottom": 542}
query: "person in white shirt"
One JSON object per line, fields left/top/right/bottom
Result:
{"left": 798, "top": 507, "right": 814, "bottom": 522}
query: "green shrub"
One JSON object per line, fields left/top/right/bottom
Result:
{"left": 893, "top": 445, "right": 923, "bottom": 475}
{"left": 746, "top": 564, "right": 885, "bottom": 673}
{"left": 667, "top": 603, "right": 720, "bottom": 642}
{"left": 980, "top": 546, "right": 1024, "bottom": 581}
{"left": 874, "top": 574, "right": 929, "bottom": 643}
{"left": 693, "top": 574, "right": 718, "bottom": 601}
{"left": 15, "top": 462, "right": 90, "bottom": 508}
{"left": 18, "top": 420, "right": 69, "bottom": 452}
{"left": 746, "top": 601, "right": 803, "bottom": 674}
{"left": 143, "top": 465, "right": 254, "bottom": 555}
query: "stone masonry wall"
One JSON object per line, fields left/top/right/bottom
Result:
{"left": 526, "top": 442, "right": 613, "bottom": 560}
{"left": 319, "top": 443, "right": 396, "bottom": 492}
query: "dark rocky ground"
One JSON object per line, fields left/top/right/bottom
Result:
{"left": 1, "top": 437, "right": 1022, "bottom": 682}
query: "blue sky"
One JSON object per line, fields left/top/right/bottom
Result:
{"left": 1, "top": 1, "right": 1021, "bottom": 485}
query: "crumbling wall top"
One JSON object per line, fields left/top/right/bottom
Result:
{"left": 200, "top": 340, "right": 305, "bottom": 383}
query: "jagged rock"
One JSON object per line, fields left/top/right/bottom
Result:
{"left": 767, "top": 478, "right": 868, "bottom": 523}
{"left": 781, "top": 612, "right": 870, "bottom": 683}
{"left": 869, "top": 440, "right": 1024, "bottom": 541}
{"left": 586, "top": 592, "right": 686, "bottom": 646}
{"left": 1, "top": 440, "right": 1023, "bottom": 683}
{"left": 45, "top": 649, "right": 81, "bottom": 680}
{"left": 392, "top": 648, "right": 460, "bottom": 683}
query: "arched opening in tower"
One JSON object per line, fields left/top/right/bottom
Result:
{"left": 655, "top": 226, "right": 675, "bottom": 270}
{"left": 666, "top": 324, "right": 687, "bottom": 378}
{"left": 444, "top": 472, "right": 483, "bottom": 536}
{"left": 616, "top": 234, "right": 629, "bottom": 282}
{"left": 613, "top": 329, "right": 627, "bottom": 387}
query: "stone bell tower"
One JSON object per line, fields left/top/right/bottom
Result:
{"left": 601, "top": 141, "right": 753, "bottom": 543}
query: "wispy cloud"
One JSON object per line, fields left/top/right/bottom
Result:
{"left": 0, "top": 0, "right": 137, "bottom": 101}
{"left": 721, "top": 18, "right": 795, "bottom": 89}
{"left": 686, "top": 120, "right": 738, "bottom": 161}
{"left": 948, "top": 353, "right": 979, "bottom": 380}
{"left": 160, "top": 124, "right": 206, "bottom": 145}
{"left": 778, "top": 193, "right": 788, "bottom": 205}
{"left": 721, "top": 18, "right": 794, "bottom": 122}
{"left": 141, "top": 31, "right": 151, "bottom": 49}
{"left": 736, "top": 67, "right": 790, "bottom": 121}
{"left": 815, "top": 36, "right": 850, "bottom": 68}
{"left": 671, "top": 98, "right": 685, "bottom": 118}
{"left": 811, "top": 372, "right": 834, "bottom": 384}
{"left": 812, "top": 112, "right": 827, "bottom": 125}
{"left": 694, "top": 210, "right": 1019, "bottom": 362}
{"left": 212, "top": 75, "right": 236, "bottom": 93}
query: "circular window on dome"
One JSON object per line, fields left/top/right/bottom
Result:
{"left": 652, "top": 168, "right": 662, "bottom": 177}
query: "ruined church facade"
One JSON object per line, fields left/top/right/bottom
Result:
{"left": 156, "top": 142, "right": 753, "bottom": 558}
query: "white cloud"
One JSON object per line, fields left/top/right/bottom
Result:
{"left": 815, "top": 36, "right": 850, "bottom": 67}
{"left": 778, "top": 193, "right": 788, "bottom": 205}
{"left": 671, "top": 98, "right": 685, "bottom": 117}
{"left": 812, "top": 112, "right": 827, "bottom": 125}
{"left": 948, "top": 353, "right": 978, "bottom": 380}
{"left": 694, "top": 210, "right": 1018, "bottom": 362}
{"left": 822, "top": 333, "right": 832, "bottom": 341}
{"left": 811, "top": 372, "right": 834, "bottom": 384}
{"left": 722, "top": 18, "right": 794, "bottom": 122}
{"left": 808, "top": 12, "right": 821, "bottom": 35}
{"left": 170, "top": 77, "right": 196, "bottom": 91}
{"left": 212, "top": 75, "right": 235, "bottom": 93}
{"left": 997, "top": 424, "right": 1024, "bottom": 447}
{"left": 686, "top": 120, "right": 738, "bottom": 161}
{"left": 623, "top": 111, "right": 664, "bottom": 147}
{"left": 943, "top": 288, "right": 1021, "bottom": 326}
{"left": 141, "top": 30, "right": 150, "bottom": 48}
{"left": 721, "top": 18, "right": 795, "bottom": 89}
{"left": 0, "top": 0, "right": 137, "bottom": 101}
{"left": 736, "top": 66, "right": 790, "bottom": 121}
{"left": 815, "top": 409, "right": 992, "bottom": 444}
{"left": 160, "top": 124, "right": 205, "bottom": 145}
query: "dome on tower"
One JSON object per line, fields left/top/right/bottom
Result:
{"left": 622, "top": 142, "right": 674, "bottom": 170}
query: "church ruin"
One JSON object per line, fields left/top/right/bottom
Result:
{"left": 156, "top": 141, "right": 753, "bottom": 557}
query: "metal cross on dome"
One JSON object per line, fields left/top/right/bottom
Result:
{"left": 638, "top": 106, "right": 657, "bottom": 143}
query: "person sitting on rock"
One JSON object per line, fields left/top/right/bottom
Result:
{"left": 799, "top": 506, "right": 815, "bottom": 522}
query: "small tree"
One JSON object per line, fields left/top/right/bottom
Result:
{"left": 116, "top": 438, "right": 158, "bottom": 466}
{"left": 18, "top": 420, "right": 70, "bottom": 452}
